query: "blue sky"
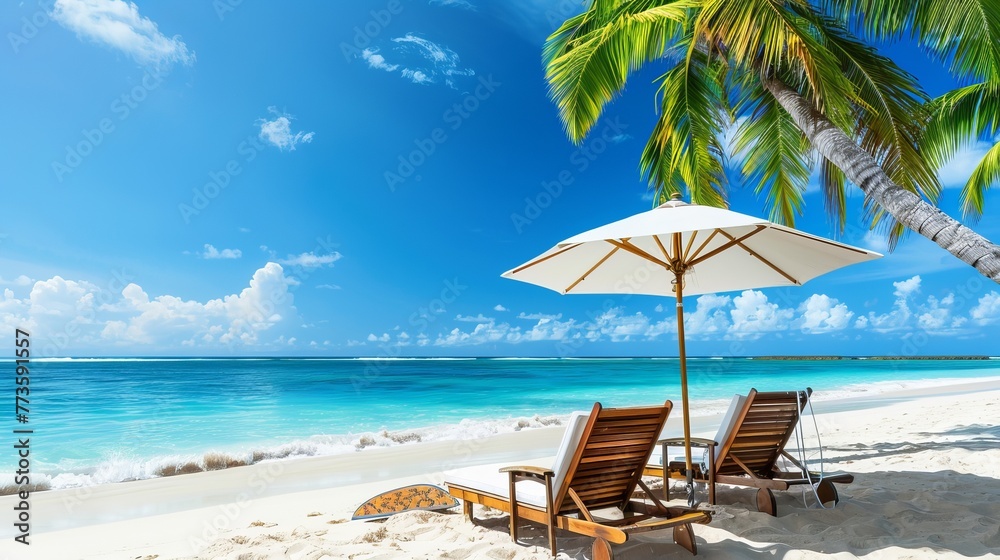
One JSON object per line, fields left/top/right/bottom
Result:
{"left": 1, "top": 0, "right": 998, "bottom": 357}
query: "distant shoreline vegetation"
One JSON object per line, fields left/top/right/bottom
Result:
{"left": 26, "top": 355, "right": 998, "bottom": 361}
{"left": 749, "top": 356, "right": 992, "bottom": 361}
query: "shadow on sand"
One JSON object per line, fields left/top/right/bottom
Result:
{"left": 461, "top": 466, "right": 999, "bottom": 558}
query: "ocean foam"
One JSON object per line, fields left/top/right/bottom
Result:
{"left": 40, "top": 412, "right": 570, "bottom": 490}
{"left": 30, "top": 366, "right": 1000, "bottom": 492}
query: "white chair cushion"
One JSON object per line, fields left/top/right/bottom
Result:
{"left": 443, "top": 411, "right": 591, "bottom": 508}
{"left": 713, "top": 393, "right": 748, "bottom": 449}
{"left": 442, "top": 464, "right": 549, "bottom": 507}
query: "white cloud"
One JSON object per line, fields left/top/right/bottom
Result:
{"left": 591, "top": 308, "right": 651, "bottom": 342}
{"left": 971, "top": 291, "right": 1000, "bottom": 325}
{"left": 728, "top": 290, "right": 794, "bottom": 337}
{"left": 937, "top": 141, "right": 993, "bottom": 188}
{"left": 276, "top": 251, "right": 342, "bottom": 269}
{"left": 0, "top": 264, "right": 302, "bottom": 354}
{"left": 316, "top": 284, "right": 341, "bottom": 290}
{"left": 429, "top": 0, "right": 476, "bottom": 9}
{"left": 797, "top": 294, "right": 853, "bottom": 333}
{"left": 863, "top": 230, "right": 890, "bottom": 253}
{"left": 493, "top": 304, "right": 508, "bottom": 312}
{"left": 684, "top": 294, "right": 731, "bottom": 336}
{"left": 367, "top": 333, "right": 391, "bottom": 343}
{"left": 401, "top": 68, "right": 433, "bottom": 85}
{"left": 916, "top": 294, "right": 956, "bottom": 331}
{"left": 202, "top": 244, "right": 241, "bottom": 259}
{"left": 857, "top": 276, "right": 919, "bottom": 331}
{"left": 30, "top": 276, "right": 96, "bottom": 316}
{"left": 361, "top": 48, "right": 399, "bottom": 71}
{"left": 432, "top": 312, "right": 579, "bottom": 347}
{"left": 419, "top": 292, "right": 813, "bottom": 348}
{"left": 107, "top": 263, "right": 297, "bottom": 346}
{"left": 517, "top": 312, "right": 562, "bottom": 321}
{"left": 394, "top": 34, "right": 450, "bottom": 63}
{"left": 360, "top": 34, "right": 474, "bottom": 89}
{"left": 257, "top": 107, "right": 315, "bottom": 151}
{"left": 855, "top": 276, "right": 970, "bottom": 335}
{"left": 51, "top": 0, "right": 194, "bottom": 68}
{"left": 893, "top": 276, "right": 921, "bottom": 299}
{"left": 0, "top": 275, "right": 34, "bottom": 287}
{"left": 456, "top": 313, "right": 493, "bottom": 322}
{"left": 373, "top": 278, "right": 999, "bottom": 349}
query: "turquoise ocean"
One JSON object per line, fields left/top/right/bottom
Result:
{"left": 7, "top": 357, "right": 1000, "bottom": 490}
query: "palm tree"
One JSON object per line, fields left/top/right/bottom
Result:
{"left": 543, "top": 0, "right": 1000, "bottom": 283}
{"left": 821, "top": 0, "right": 1000, "bottom": 223}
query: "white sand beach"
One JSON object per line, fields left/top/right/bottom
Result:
{"left": 3, "top": 380, "right": 1000, "bottom": 560}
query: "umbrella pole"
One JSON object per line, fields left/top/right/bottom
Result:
{"left": 675, "top": 270, "right": 695, "bottom": 508}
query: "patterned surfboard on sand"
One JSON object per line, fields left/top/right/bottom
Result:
{"left": 351, "top": 484, "right": 460, "bottom": 520}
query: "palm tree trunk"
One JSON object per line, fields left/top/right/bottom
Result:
{"left": 763, "top": 78, "right": 1000, "bottom": 284}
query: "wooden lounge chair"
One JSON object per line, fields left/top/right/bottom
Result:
{"left": 444, "top": 401, "right": 711, "bottom": 559}
{"left": 648, "top": 388, "right": 853, "bottom": 516}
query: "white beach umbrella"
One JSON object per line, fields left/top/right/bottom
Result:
{"left": 502, "top": 194, "right": 882, "bottom": 506}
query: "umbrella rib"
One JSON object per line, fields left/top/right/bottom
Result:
{"left": 687, "top": 229, "right": 720, "bottom": 263}
{"left": 564, "top": 245, "right": 619, "bottom": 293}
{"left": 688, "top": 226, "right": 764, "bottom": 266}
{"left": 715, "top": 228, "right": 800, "bottom": 284}
{"left": 688, "top": 226, "right": 765, "bottom": 267}
{"left": 606, "top": 239, "right": 670, "bottom": 269}
{"left": 508, "top": 243, "right": 583, "bottom": 274}
{"left": 777, "top": 227, "right": 873, "bottom": 254}
{"left": 682, "top": 230, "right": 698, "bottom": 264}
{"left": 652, "top": 235, "right": 672, "bottom": 264}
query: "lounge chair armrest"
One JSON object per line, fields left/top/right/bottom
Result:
{"left": 499, "top": 465, "right": 554, "bottom": 478}
{"left": 500, "top": 465, "right": 556, "bottom": 519}
{"left": 657, "top": 436, "right": 717, "bottom": 448}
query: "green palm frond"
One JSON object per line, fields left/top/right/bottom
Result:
{"left": 925, "top": 82, "right": 1000, "bottom": 159}
{"left": 544, "top": 12, "right": 590, "bottom": 65}
{"left": 913, "top": 0, "right": 1000, "bottom": 82}
{"left": 693, "top": 0, "right": 852, "bottom": 118}
{"left": 864, "top": 203, "right": 909, "bottom": 251}
{"left": 820, "top": 158, "right": 848, "bottom": 232}
{"left": 961, "top": 140, "right": 1000, "bottom": 220}
{"left": 924, "top": 81, "right": 1000, "bottom": 220}
{"left": 816, "top": 0, "right": 918, "bottom": 39}
{"left": 818, "top": 18, "right": 938, "bottom": 196}
{"left": 792, "top": 7, "right": 941, "bottom": 240}
{"left": 819, "top": 0, "right": 1000, "bottom": 83}
{"left": 732, "top": 81, "right": 812, "bottom": 226}
{"left": 640, "top": 50, "right": 728, "bottom": 208}
{"left": 543, "top": 1, "right": 694, "bottom": 142}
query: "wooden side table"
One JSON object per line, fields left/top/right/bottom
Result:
{"left": 657, "top": 436, "right": 718, "bottom": 505}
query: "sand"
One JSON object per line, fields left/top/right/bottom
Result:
{"left": 2, "top": 380, "right": 999, "bottom": 560}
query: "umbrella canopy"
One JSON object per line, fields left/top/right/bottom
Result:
{"left": 502, "top": 195, "right": 882, "bottom": 505}
{"left": 503, "top": 196, "right": 881, "bottom": 297}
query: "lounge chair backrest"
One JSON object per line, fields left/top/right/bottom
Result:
{"left": 714, "top": 388, "right": 811, "bottom": 478}
{"left": 712, "top": 393, "right": 747, "bottom": 456}
{"left": 550, "top": 411, "right": 592, "bottom": 494}
{"left": 554, "top": 401, "right": 672, "bottom": 514}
